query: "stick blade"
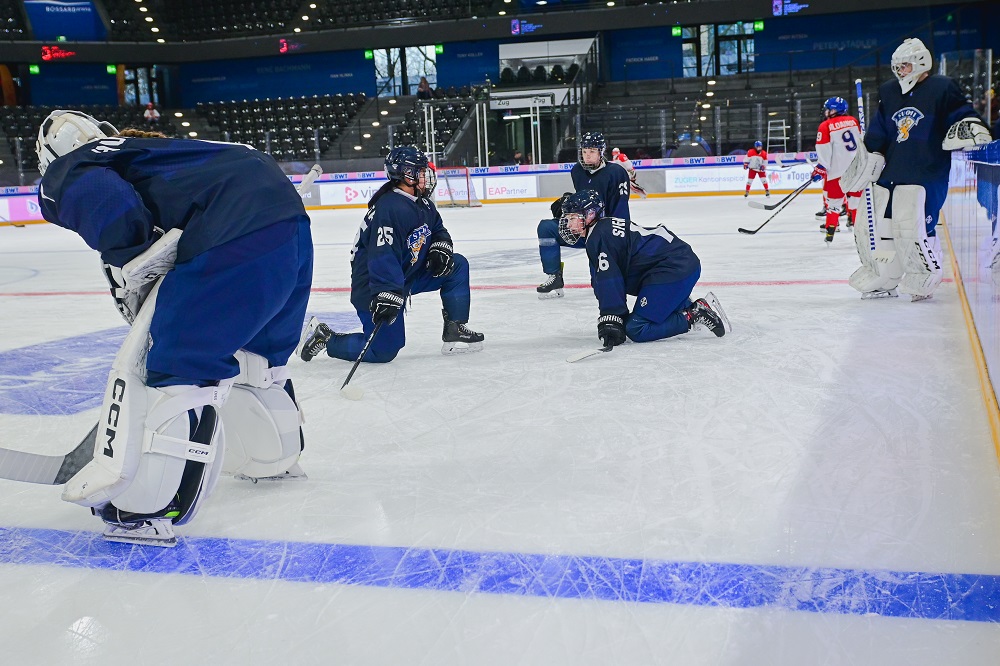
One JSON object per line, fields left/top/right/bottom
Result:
{"left": 340, "top": 385, "right": 365, "bottom": 401}
{"left": 737, "top": 227, "right": 758, "bottom": 235}
{"left": 747, "top": 201, "right": 770, "bottom": 210}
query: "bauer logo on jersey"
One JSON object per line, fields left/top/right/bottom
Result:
{"left": 407, "top": 224, "right": 431, "bottom": 265}
{"left": 891, "top": 107, "right": 924, "bottom": 142}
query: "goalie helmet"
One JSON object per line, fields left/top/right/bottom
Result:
{"left": 891, "top": 38, "right": 932, "bottom": 94}
{"left": 823, "top": 96, "right": 848, "bottom": 116}
{"left": 384, "top": 145, "right": 435, "bottom": 196}
{"left": 36, "top": 109, "right": 119, "bottom": 176}
{"left": 578, "top": 131, "right": 607, "bottom": 171}
{"left": 558, "top": 189, "right": 604, "bottom": 245}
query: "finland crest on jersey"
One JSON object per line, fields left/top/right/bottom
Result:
{"left": 407, "top": 224, "right": 431, "bottom": 265}
{"left": 891, "top": 107, "right": 924, "bottom": 142}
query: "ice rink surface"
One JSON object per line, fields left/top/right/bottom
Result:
{"left": 1, "top": 192, "right": 999, "bottom": 665}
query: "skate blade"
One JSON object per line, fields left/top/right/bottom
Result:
{"left": 537, "top": 289, "right": 564, "bottom": 300}
{"left": 703, "top": 291, "right": 732, "bottom": 334}
{"left": 910, "top": 294, "right": 933, "bottom": 302}
{"left": 296, "top": 316, "right": 319, "bottom": 357}
{"left": 103, "top": 530, "right": 177, "bottom": 548}
{"left": 235, "top": 471, "right": 309, "bottom": 483}
{"left": 441, "top": 341, "right": 484, "bottom": 355}
{"left": 861, "top": 289, "right": 899, "bottom": 300}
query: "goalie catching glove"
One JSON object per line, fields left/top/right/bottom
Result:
{"left": 598, "top": 314, "right": 626, "bottom": 347}
{"left": 102, "top": 227, "right": 182, "bottom": 324}
{"left": 942, "top": 117, "right": 992, "bottom": 151}
{"left": 426, "top": 241, "right": 455, "bottom": 277}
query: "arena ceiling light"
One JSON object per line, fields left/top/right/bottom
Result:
{"left": 699, "top": 115, "right": 707, "bottom": 121}
{"left": 708, "top": 79, "right": 717, "bottom": 85}
{"left": 294, "top": 27, "right": 301, "bottom": 32}
{"left": 145, "top": 16, "right": 153, "bottom": 22}
{"left": 706, "top": 91, "right": 714, "bottom": 97}
{"left": 363, "top": 132, "right": 371, "bottom": 138}
{"left": 156, "top": 38, "right": 165, "bottom": 43}
{"left": 188, "top": 131, "right": 198, "bottom": 137}
{"left": 503, "top": 113, "right": 521, "bottom": 121}
{"left": 151, "top": 27, "right": 158, "bottom": 32}
{"left": 372, "top": 121, "right": 380, "bottom": 127}
{"left": 607, "top": 1, "right": 615, "bottom": 5}
{"left": 139, "top": 6, "right": 147, "bottom": 11}
{"left": 380, "top": 110, "right": 388, "bottom": 115}
{"left": 174, "top": 112, "right": 183, "bottom": 117}
{"left": 353, "top": 145, "right": 362, "bottom": 151}
{"left": 499, "top": 10, "right": 506, "bottom": 14}
{"left": 388, "top": 99, "right": 397, "bottom": 104}
{"left": 701, "top": 103, "right": 711, "bottom": 109}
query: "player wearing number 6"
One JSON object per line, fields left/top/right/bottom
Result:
{"left": 559, "top": 190, "right": 730, "bottom": 347}
{"left": 815, "top": 96, "right": 863, "bottom": 244}
{"left": 299, "top": 146, "right": 484, "bottom": 363}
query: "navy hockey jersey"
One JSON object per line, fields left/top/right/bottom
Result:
{"left": 571, "top": 162, "right": 631, "bottom": 219}
{"left": 350, "top": 189, "right": 451, "bottom": 301}
{"left": 585, "top": 216, "right": 700, "bottom": 317}
{"left": 39, "top": 137, "right": 307, "bottom": 267}
{"left": 865, "top": 75, "right": 980, "bottom": 186}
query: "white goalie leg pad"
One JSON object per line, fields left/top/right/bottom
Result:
{"left": 219, "top": 350, "right": 302, "bottom": 479}
{"left": 849, "top": 185, "right": 902, "bottom": 293}
{"left": 890, "top": 185, "right": 943, "bottom": 298}
{"left": 62, "top": 279, "right": 228, "bottom": 521}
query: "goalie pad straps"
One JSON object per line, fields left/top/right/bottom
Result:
{"left": 892, "top": 185, "right": 943, "bottom": 297}
{"left": 102, "top": 227, "right": 182, "bottom": 324}
{"left": 942, "top": 117, "right": 992, "bottom": 151}
{"left": 849, "top": 185, "right": 903, "bottom": 293}
{"left": 841, "top": 147, "right": 885, "bottom": 194}
{"left": 219, "top": 350, "right": 302, "bottom": 478}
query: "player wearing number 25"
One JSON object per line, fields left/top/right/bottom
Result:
{"left": 558, "top": 190, "right": 731, "bottom": 348}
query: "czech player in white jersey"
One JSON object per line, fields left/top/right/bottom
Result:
{"left": 814, "top": 97, "right": 863, "bottom": 243}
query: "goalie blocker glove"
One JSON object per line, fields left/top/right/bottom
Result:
{"left": 370, "top": 290, "right": 404, "bottom": 326}
{"left": 597, "top": 314, "right": 626, "bottom": 347}
{"left": 426, "top": 241, "right": 455, "bottom": 277}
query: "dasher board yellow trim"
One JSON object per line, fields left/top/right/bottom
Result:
{"left": 941, "top": 218, "right": 1000, "bottom": 468}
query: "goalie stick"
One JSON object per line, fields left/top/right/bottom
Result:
{"left": 738, "top": 179, "right": 812, "bottom": 235}
{"left": 0, "top": 424, "right": 97, "bottom": 485}
{"left": 296, "top": 164, "right": 322, "bottom": 198}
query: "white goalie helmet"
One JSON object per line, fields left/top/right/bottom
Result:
{"left": 36, "top": 109, "right": 119, "bottom": 175}
{"left": 891, "top": 38, "right": 933, "bottom": 94}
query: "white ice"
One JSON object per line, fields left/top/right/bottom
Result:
{"left": 1, "top": 193, "right": 999, "bottom": 665}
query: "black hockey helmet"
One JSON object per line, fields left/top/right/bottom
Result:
{"left": 559, "top": 189, "right": 605, "bottom": 244}
{"left": 384, "top": 146, "right": 435, "bottom": 196}
{"left": 578, "top": 131, "right": 607, "bottom": 171}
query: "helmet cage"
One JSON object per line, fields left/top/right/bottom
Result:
{"left": 891, "top": 38, "right": 932, "bottom": 94}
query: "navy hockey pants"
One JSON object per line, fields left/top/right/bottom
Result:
{"left": 625, "top": 267, "right": 701, "bottom": 343}
{"left": 537, "top": 218, "right": 585, "bottom": 275}
{"left": 326, "top": 252, "right": 472, "bottom": 364}
{"left": 146, "top": 217, "right": 313, "bottom": 387}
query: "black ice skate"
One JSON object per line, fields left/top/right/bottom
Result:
{"left": 824, "top": 225, "right": 837, "bottom": 244}
{"left": 536, "top": 269, "right": 565, "bottom": 300}
{"left": 819, "top": 222, "right": 840, "bottom": 232}
{"left": 298, "top": 316, "right": 333, "bottom": 362}
{"left": 684, "top": 292, "right": 730, "bottom": 337}
{"left": 442, "top": 309, "right": 484, "bottom": 355}
{"left": 815, "top": 208, "right": 828, "bottom": 220}
{"left": 765, "top": 190, "right": 771, "bottom": 197}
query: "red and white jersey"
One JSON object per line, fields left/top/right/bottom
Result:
{"left": 744, "top": 147, "right": 767, "bottom": 171}
{"left": 611, "top": 150, "right": 635, "bottom": 175}
{"left": 815, "top": 114, "right": 861, "bottom": 179}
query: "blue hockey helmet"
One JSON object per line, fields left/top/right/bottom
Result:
{"left": 578, "top": 131, "right": 607, "bottom": 171}
{"left": 823, "top": 96, "right": 848, "bottom": 116}
{"left": 753, "top": 140, "right": 763, "bottom": 150}
{"left": 559, "top": 189, "right": 605, "bottom": 244}
{"left": 384, "top": 145, "right": 435, "bottom": 196}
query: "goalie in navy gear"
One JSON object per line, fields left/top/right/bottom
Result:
{"left": 35, "top": 111, "right": 313, "bottom": 546}
{"left": 559, "top": 190, "right": 730, "bottom": 345}
{"left": 841, "top": 38, "right": 991, "bottom": 301}
{"left": 300, "top": 146, "right": 483, "bottom": 363}
{"left": 535, "top": 131, "right": 632, "bottom": 299}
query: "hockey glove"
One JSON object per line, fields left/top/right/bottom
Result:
{"left": 942, "top": 117, "right": 992, "bottom": 150}
{"left": 597, "top": 314, "right": 626, "bottom": 347}
{"left": 811, "top": 165, "right": 827, "bottom": 182}
{"left": 426, "top": 241, "right": 455, "bottom": 277}
{"left": 370, "top": 291, "right": 404, "bottom": 326}
{"left": 551, "top": 192, "right": 572, "bottom": 220}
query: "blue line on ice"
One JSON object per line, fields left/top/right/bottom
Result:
{"left": 0, "top": 525, "right": 997, "bottom": 622}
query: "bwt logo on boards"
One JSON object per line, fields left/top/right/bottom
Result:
{"left": 500, "top": 166, "right": 520, "bottom": 173}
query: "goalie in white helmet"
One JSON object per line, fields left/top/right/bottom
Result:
{"left": 841, "top": 38, "right": 991, "bottom": 301}
{"left": 35, "top": 110, "right": 314, "bottom": 546}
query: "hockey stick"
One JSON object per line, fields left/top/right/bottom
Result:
{"left": 738, "top": 179, "right": 812, "bottom": 235}
{"left": 748, "top": 176, "right": 814, "bottom": 210}
{"left": 340, "top": 320, "right": 384, "bottom": 400}
{"left": 296, "top": 164, "right": 322, "bottom": 198}
{"left": 566, "top": 342, "right": 614, "bottom": 363}
{"left": 0, "top": 423, "right": 96, "bottom": 485}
